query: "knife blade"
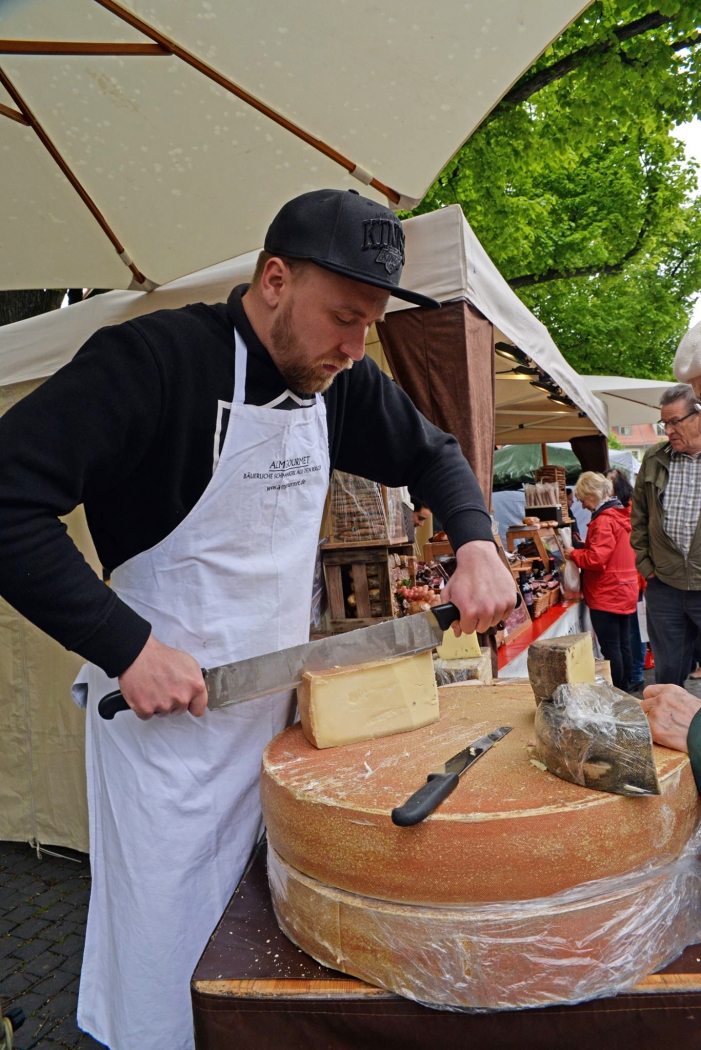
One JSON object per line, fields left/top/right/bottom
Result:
{"left": 98, "top": 601, "right": 461, "bottom": 719}
{"left": 391, "top": 725, "right": 513, "bottom": 827}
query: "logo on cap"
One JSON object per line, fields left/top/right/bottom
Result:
{"left": 361, "top": 218, "right": 405, "bottom": 275}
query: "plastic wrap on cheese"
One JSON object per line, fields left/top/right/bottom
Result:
{"left": 433, "top": 652, "right": 491, "bottom": 687}
{"left": 535, "top": 682, "right": 661, "bottom": 796}
{"left": 267, "top": 825, "right": 701, "bottom": 1012}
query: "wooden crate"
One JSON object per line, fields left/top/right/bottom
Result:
{"left": 323, "top": 544, "right": 414, "bottom": 634}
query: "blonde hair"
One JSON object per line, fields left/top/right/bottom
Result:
{"left": 574, "top": 471, "right": 613, "bottom": 505}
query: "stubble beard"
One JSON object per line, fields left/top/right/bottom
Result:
{"left": 270, "top": 298, "right": 353, "bottom": 395}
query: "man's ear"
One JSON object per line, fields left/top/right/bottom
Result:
{"left": 259, "top": 256, "right": 290, "bottom": 309}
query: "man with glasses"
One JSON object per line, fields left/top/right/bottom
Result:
{"left": 631, "top": 383, "right": 701, "bottom": 684}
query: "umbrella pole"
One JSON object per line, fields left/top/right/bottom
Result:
{"left": 541, "top": 443, "right": 549, "bottom": 466}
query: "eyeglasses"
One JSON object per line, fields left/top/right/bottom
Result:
{"left": 658, "top": 409, "right": 699, "bottom": 430}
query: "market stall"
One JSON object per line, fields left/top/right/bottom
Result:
{"left": 0, "top": 205, "right": 608, "bottom": 848}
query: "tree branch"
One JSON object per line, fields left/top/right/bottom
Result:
{"left": 488, "top": 11, "right": 679, "bottom": 118}
{"left": 508, "top": 217, "right": 651, "bottom": 288}
{"left": 673, "top": 32, "right": 701, "bottom": 52}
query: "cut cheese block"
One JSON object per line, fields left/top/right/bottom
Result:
{"left": 436, "top": 629, "right": 481, "bottom": 660}
{"left": 268, "top": 841, "right": 701, "bottom": 1011}
{"left": 527, "top": 632, "right": 596, "bottom": 704}
{"left": 297, "top": 651, "right": 439, "bottom": 749}
{"left": 262, "top": 682, "right": 700, "bottom": 905}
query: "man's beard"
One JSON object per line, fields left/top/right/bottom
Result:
{"left": 270, "top": 299, "right": 353, "bottom": 394}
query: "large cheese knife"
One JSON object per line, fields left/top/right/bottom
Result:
{"left": 98, "top": 601, "right": 462, "bottom": 719}
{"left": 391, "top": 725, "right": 513, "bottom": 827}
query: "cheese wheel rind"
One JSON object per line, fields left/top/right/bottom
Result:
{"left": 261, "top": 684, "right": 700, "bottom": 905}
{"left": 268, "top": 839, "right": 701, "bottom": 1010}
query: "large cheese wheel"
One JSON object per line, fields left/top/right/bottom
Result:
{"left": 267, "top": 841, "right": 701, "bottom": 1011}
{"left": 261, "top": 682, "right": 700, "bottom": 905}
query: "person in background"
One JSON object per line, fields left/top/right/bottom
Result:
{"left": 563, "top": 471, "right": 638, "bottom": 690}
{"left": 565, "top": 487, "right": 584, "bottom": 547}
{"left": 607, "top": 467, "right": 646, "bottom": 693}
{"left": 631, "top": 384, "right": 701, "bottom": 686}
{"left": 412, "top": 498, "right": 432, "bottom": 530}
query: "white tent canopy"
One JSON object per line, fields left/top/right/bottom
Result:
{"left": 0, "top": 204, "right": 608, "bottom": 441}
{"left": 0, "top": 0, "right": 591, "bottom": 290}
{"left": 403, "top": 206, "right": 608, "bottom": 440}
{"left": 580, "top": 375, "right": 674, "bottom": 427}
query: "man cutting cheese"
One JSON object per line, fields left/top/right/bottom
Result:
{"left": 0, "top": 188, "right": 515, "bottom": 1050}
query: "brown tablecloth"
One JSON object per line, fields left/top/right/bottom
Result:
{"left": 192, "top": 843, "right": 701, "bottom": 1050}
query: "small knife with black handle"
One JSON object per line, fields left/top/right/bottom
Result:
{"left": 391, "top": 725, "right": 513, "bottom": 827}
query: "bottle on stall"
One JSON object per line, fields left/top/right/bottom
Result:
{"left": 519, "top": 571, "right": 534, "bottom": 609}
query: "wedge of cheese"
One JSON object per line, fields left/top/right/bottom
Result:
{"left": 297, "top": 651, "right": 439, "bottom": 749}
{"left": 436, "top": 629, "right": 481, "bottom": 661}
{"left": 527, "top": 633, "right": 596, "bottom": 704}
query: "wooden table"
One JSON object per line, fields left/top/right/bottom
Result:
{"left": 192, "top": 842, "right": 701, "bottom": 1050}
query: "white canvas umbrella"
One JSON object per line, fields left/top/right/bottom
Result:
{"left": 580, "top": 375, "right": 674, "bottom": 427}
{"left": 0, "top": 0, "right": 590, "bottom": 291}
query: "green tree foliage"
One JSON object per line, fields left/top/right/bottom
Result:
{"left": 408, "top": 2, "right": 701, "bottom": 379}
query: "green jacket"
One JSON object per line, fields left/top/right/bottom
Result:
{"left": 630, "top": 441, "right": 701, "bottom": 590}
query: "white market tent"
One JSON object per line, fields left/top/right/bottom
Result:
{"left": 580, "top": 376, "right": 675, "bottom": 427}
{"left": 0, "top": 204, "right": 609, "bottom": 436}
{"left": 0, "top": 0, "right": 591, "bottom": 291}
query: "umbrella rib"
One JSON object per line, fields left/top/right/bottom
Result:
{"left": 599, "top": 391, "right": 663, "bottom": 409}
{"left": 0, "top": 102, "right": 28, "bottom": 125}
{"left": 92, "top": 0, "right": 402, "bottom": 205}
{"left": 0, "top": 65, "right": 152, "bottom": 288}
{"left": 0, "top": 41, "right": 170, "bottom": 56}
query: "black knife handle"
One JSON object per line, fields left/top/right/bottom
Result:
{"left": 433, "top": 591, "right": 521, "bottom": 635}
{"left": 98, "top": 690, "right": 130, "bottom": 720}
{"left": 391, "top": 772, "right": 460, "bottom": 827}
{"left": 98, "top": 668, "right": 208, "bottom": 720}
{"left": 430, "top": 603, "right": 461, "bottom": 632}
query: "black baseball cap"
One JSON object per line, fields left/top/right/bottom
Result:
{"left": 264, "top": 188, "right": 441, "bottom": 309}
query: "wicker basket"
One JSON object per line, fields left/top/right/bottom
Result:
{"left": 532, "top": 590, "right": 550, "bottom": 619}
{"left": 547, "top": 584, "right": 561, "bottom": 607}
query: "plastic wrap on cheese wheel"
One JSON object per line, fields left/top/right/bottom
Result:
{"left": 267, "top": 827, "right": 701, "bottom": 1012}
{"left": 534, "top": 682, "right": 660, "bottom": 797}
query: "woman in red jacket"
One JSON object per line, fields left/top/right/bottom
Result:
{"left": 563, "top": 471, "right": 638, "bottom": 690}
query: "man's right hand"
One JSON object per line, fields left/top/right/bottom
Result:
{"left": 118, "top": 635, "right": 208, "bottom": 720}
{"left": 641, "top": 683, "right": 701, "bottom": 752}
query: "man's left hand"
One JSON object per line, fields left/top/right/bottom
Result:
{"left": 641, "top": 683, "right": 701, "bottom": 752}
{"left": 442, "top": 540, "right": 517, "bottom": 635}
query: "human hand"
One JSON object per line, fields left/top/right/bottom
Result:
{"left": 647, "top": 572, "right": 656, "bottom": 578}
{"left": 442, "top": 540, "right": 517, "bottom": 635}
{"left": 118, "top": 635, "right": 208, "bottom": 720}
{"left": 562, "top": 546, "right": 574, "bottom": 558}
{"left": 640, "top": 683, "right": 701, "bottom": 752}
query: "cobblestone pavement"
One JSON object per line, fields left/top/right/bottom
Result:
{"left": 0, "top": 840, "right": 104, "bottom": 1050}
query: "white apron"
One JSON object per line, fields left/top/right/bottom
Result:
{"left": 74, "top": 330, "right": 329, "bottom": 1050}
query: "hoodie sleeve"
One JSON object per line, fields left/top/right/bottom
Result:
{"left": 0, "top": 323, "right": 160, "bottom": 676}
